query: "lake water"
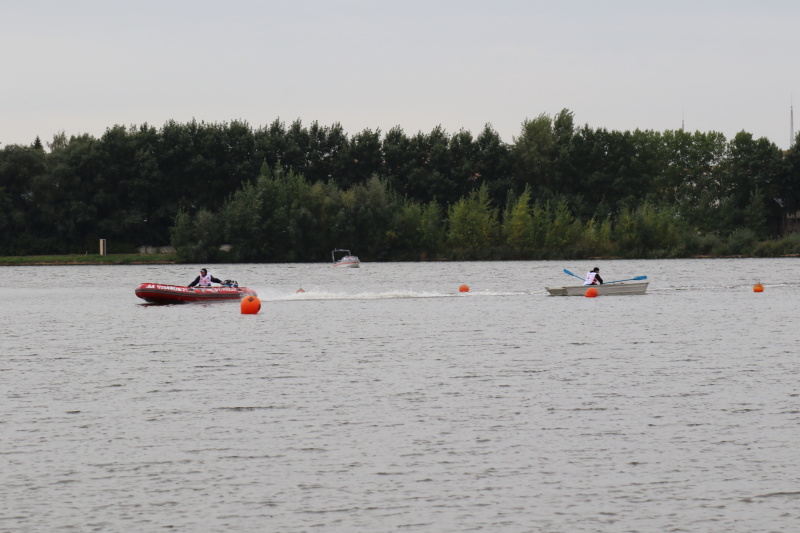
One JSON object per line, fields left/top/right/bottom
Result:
{"left": 2, "top": 258, "right": 799, "bottom": 532}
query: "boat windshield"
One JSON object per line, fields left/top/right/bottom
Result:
{"left": 332, "top": 249, "right": 353, "bottom": 262}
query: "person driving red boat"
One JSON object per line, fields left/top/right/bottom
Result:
{"left": 188, "top": 268, "right": 223, "bottom": 287}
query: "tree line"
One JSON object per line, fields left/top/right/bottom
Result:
{"left": 2, "top": 110, "right": 800, "bottom": 260}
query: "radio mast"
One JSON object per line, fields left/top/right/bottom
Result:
{"left": 791, "top": 95, "right": 795, "bottom": 148}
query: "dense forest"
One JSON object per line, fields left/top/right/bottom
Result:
{"left": 2, "top": 109, "right": 800, "bottom": 261}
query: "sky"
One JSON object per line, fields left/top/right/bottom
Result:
{"left": 2, "top": 0, "right": 799, "bottom": 150}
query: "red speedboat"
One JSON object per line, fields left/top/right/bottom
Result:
{"left": 135, "top": 283, "right": 257, "bottom": 304}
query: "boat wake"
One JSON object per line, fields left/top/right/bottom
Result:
{"left": 265, "top": 289, "right": 525, "bottom": 301}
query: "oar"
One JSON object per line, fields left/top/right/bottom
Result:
{"left": 605, "top": 275, "right": 647, "bottom": 284}
{"left": 563, "top": 268, "right": 584, "bottom": 281}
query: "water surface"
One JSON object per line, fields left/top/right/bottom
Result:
{"left": 2, "top": 259, "right": 799, "bottom": 532}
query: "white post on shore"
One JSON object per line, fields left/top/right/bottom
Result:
{"left": 99, "top": 239, "right": 107, "bottom": 256}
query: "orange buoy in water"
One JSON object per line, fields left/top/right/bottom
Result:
{"left": 296, "top": 288, "right": 305, "bottom": 293}
{"left": 753, "top": 283, "right": 764, "bottom": 293}
{"left": 459, "top": 284, "right": 469, "bottom": 293}
{"left": 241, "top": 295, "right": 261, "bottom": 314}
{"left": 585, "top": 287, "right": 598, "bottom": 298}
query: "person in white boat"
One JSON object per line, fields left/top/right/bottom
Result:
{"left": 188, "top": 268, "right": 223, "bottom": 287}
{"left": 583, "top": 267, "right": 604, "bottom": 286}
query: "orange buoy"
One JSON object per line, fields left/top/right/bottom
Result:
{"left": 296, "top": 288, "right": 305, "bottom": 293}
{"left": 585, "top": 287, "right": 598, "bottom": 298}
{"left": 241, "top": 295, "right": 261, "bottom": 314}
{"left": 459, "top": 284, "right": 469, "bottom": 293}
{"left": 753, "top": 283, "right": 764, "bottom": 293}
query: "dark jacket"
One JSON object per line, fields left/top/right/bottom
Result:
{"left": 188, "top": 275, "right": 223, "bottom": 287}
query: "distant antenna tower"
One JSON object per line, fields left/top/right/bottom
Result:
{"left": 791, "top": 96, "right": 795, "bottom": 147}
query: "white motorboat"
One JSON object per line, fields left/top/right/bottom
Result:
{"left": 332, "top": 249, "right": 360, "bottom": 268}
{"left": 545, "top": 282, "right": 649, "bottom": 296}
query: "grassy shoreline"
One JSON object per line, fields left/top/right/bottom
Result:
{"left": 2, "top": 252, "right": 798, "bottom": 266}
{"left": 0, "top": 254, "right": 179, "bottom": 266}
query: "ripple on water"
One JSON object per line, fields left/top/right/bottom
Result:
{"left": 2, "top": 259, "right": 800, "bottom": 531}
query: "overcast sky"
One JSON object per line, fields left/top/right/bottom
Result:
{"left": 2, "top": 0, "right": 798, "bottom": 150}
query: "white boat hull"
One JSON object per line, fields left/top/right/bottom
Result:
{"left": 545, "top": 282, "right": 649, "bottom": 296}
{"left": 332, "top": 249, "right": 360, "bottom": 268}
{"left": 333, "top": 258, "right": 360, "bottom": 268}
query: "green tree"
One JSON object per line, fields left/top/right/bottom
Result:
{"left": 0, "top": 144, "right": 48, "bottom": 253}
{"left": 580, "top": 217, "right": 614, "bottom": 257}
{"left": 338, "top": 128, "right": 382, "bottom": 189}
{"left": 47, "top": 131, "right": 69, "bottom": 152}
{"left": 220, "top": 179, "right": 266, "bottom": 261}
{"left": 511, "top": 112, "right": 556, "bottom": 196}
{"left": 304, "top": 121, "right": 348, "bottom": 184}
{"left": 503, "top": 187, "right": 535, "bottom": 253}
{"left": 528, "top": 200, "right": 551, "bottom": 252}
{"left": 385, "top": 126, "right": 457, "bottom": 205}
{"left": 382, "top": 126, "right": 414, "bottom": 198}
{"left": 170, "top": 208, "right": 222, "bottom": 262}
{"left": 447, "top": 184, "right": 499, "bottom": 256}
{"left": 545, "top": 197, "right": 581, "bottom": 252}
{"left": 474, "top": 124, "right": 512, "bottom": 206}
{"left": 613, "top": 203, "right": 686, "bottom": 258}
{"left": 34, "top": 133, "right": 105, "bottom": 252}
{"left": 256, "top": 166, "right": 317, "bottom": 261}
{"left": 776, "top": 138, "right": 800, "bottom": 209}
{"left": 385, "top": 199, "right": 423, "bottom": 259}
{"left": 715, "top": 132, "right": 784, "bottom": 236}
{"left": 657, "top": 129, "right": 727, "bottom": 231}
{"left": 419, "top": 200, "right": 445, "bottom": 259}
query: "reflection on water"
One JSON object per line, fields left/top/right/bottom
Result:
{"left": 2, "top": 259, "right": 800, "bottom": 532}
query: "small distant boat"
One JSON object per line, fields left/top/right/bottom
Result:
{"left": 332, "top": 249, "right": 360, "bottom": 268}
{"left": 135, "top": 283, "right": 257, "bottom": 304}
{"left": 545, "top": 282, "right": 649, "bottom": 296}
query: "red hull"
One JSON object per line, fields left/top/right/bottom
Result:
{"left": 135, "top": 283, "right": 257, "bottom": 304}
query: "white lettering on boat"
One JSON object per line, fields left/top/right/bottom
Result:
{"left": 139, "top": 284, "right": 246, "bottom": 295}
